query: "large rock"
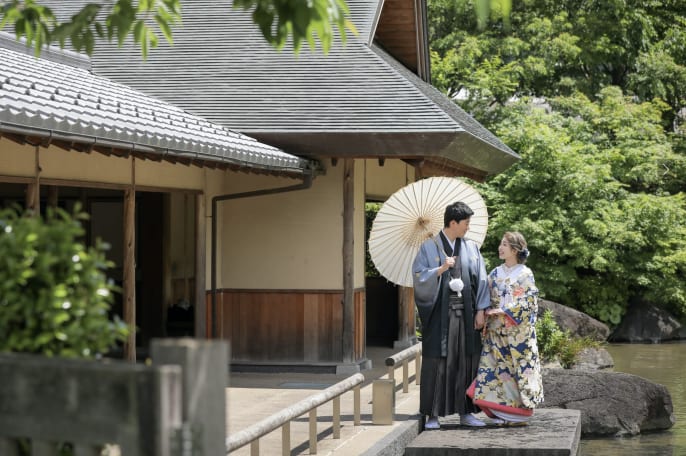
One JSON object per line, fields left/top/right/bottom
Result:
{"left": 609, "top": 300, "right": 683, "bottom": 343}
{"left": 569, "top": 347, "right": 614, "bottom": 370}
{"left": 541, "top": 369, "right": 674, "bottom": 437}
{"left": 539, "top": 299, "right": 610, "bottom": 341}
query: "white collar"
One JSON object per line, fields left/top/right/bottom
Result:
{"left": 501, "top": 263, "right": 522, "bottom": 276}
{"left": 440, "top": 230, "right": 457, "bottom": 250}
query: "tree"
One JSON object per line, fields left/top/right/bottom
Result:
{"left": 428, "top": 0, "right": 686, "bottom": 324}
{"left": 429, "top": 0, "right": 686, "bottom": 130}
{"left": 475, "top": 90, "right": 686, "bottom": 324}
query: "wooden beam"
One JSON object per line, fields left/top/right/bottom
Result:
{"left": 342, "top": 158, "right": 355, "bottom": 363}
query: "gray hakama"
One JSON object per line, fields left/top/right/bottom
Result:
{"left": 420, "top": 294, "right": 481, "bottom": 416}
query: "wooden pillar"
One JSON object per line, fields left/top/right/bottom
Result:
{"left": 162, "top": 194, "right": 172, "bottom": 330}
{"left": 123, "top": 158, "right": 136, "bottom": 361}
{"left": 195, "top": 193, "right": 207, "bottom": 339}
{"left": 46, "top": 186, "right": 59, "bottom": 209}
{"left": 26, "top": 146, "right": 40, "bottom": 213}
{"left": 342, "top": 159, "right": 355, "bottom": 363}
{"left": 396, "top": 287, "right": 416, "bottom": 348}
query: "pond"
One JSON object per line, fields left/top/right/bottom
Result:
{"left": 579, "top": 342, "right": 685, "bottom": 456}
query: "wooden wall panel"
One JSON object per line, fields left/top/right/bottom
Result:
{"left": 375, "top": 0, "right": 418, "bottom": 72}
{"left": 208, "top": 289, "right": 366, "bottom": 365}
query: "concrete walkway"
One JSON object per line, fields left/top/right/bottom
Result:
{"left": 225, "top": 345, "right": 580, "bottom": 456}
{"left": 226, "top": 345, "right": 421, "bottom": 455}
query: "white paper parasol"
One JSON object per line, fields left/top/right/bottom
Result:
{"left": 368, "top": 176, "right": 488, "bottom": 287}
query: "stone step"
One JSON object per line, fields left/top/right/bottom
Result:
{"left": 405, "top": 408, "right": 580, "bottom": 456}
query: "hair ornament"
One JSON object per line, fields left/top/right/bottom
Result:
{"left": 517, "top": 248, "right": 530, "bottom": 260}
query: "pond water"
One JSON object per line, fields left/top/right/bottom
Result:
{"left": 579, "top": 342, "right": 685, "bottom": 456}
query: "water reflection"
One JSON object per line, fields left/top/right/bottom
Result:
{"left": 579, "top": 342, "right": 685, "bottom": 456}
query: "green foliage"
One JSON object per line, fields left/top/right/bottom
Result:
{"left": 429, "top": 0, "right": 686, "bottom": 130}
{"left": 535, "top": 309, "right": 567, "bottom": 362}
{"left": 0, "top": 0, "right": 356, "bottom": 57}
{"left": 365, "top": 202, "right": 382, "bottom": 278}
{"left": 428, "top": 0, "right": 686, "bottom": 324}
{"left": 1, "top": 0, "right": 181, "bottom": 58}
{"left": 0, "top": 206, "right": 129, "bottom": 358}
{"left": 535, "top": 310, "right": 600, "bottom": 368}
{"left": 233, "top": 0, "right": 356, "bottom": 53}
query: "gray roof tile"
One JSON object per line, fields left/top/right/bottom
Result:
{"left": 26, "top": 0, "right": 518, "bottom": 176}
{"left": 0, "top": 33, "right": 314, "bottom": 176}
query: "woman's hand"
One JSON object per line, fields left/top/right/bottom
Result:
{"left": 485, "top": 307, "right": 504, "bottom": 316}
{"left": 474, "top": 310, "right": 485, "bottom": 330}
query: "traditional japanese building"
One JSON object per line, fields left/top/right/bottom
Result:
{"left": 3, "top": 0, "right": 519, "bottom": 371}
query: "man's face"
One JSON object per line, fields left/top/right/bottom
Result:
{"left": 449, "top": 217, "right": 470, "bottom": 239}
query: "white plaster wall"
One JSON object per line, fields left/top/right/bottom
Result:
{"left": 218, "top": 165, "right": 345, "bottom": 289}
{"left": 364, "top": 159, "right": 415, "bottom": 200}
{"left": 0, "top": 139, "right": 207, "bottom": 190}
{"left": 0, "top": 139, "right": 34, "bottom": 176}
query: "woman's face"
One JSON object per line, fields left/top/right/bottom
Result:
{"left": 498, "top": 237, "right": 517, "bottom": 263}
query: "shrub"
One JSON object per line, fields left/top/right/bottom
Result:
{"left": 535, "top": 309, "right": 600, "bottom": 368}
{"left": 0, "top": 205, "right": 129, "bottom": 358}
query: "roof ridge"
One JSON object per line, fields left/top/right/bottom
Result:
{"left": 0, "top": 31, "right": 91, "bottom": 71}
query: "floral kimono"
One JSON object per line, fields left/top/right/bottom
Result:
{"left": 468, "top": 263, "right": 544, "bottom": 420}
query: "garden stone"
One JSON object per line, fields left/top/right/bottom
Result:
{"left": 609, "top": 300, "right": 683, "bottom": 343}
{"left": 539, "top": 299, "right": 610, "bottom": 341}
{"left": 542, "top": 368, "right": 674, "bottom": 437}
{"left": 569, "top": 347, "right": 614, "bottom": 371}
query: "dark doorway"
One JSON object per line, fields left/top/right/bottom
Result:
{"left": 0, "top": 182, "right": 194, "bottom": 359}
{"left": 365, "top": 276, "right": 398, "bottom": 346}
{"left": 364, "top": 201, "right": 399, "bottom": 347}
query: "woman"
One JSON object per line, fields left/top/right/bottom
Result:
{"left": 467, "top": 231, "right": 544, "bottom": 425}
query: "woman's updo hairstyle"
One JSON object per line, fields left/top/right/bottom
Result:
{"left": 503, "top": 231, "right": 530, "bottom": 264}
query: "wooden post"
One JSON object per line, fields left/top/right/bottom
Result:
{"left": 46, "top": 185, "right": 58, "bottom": 209}
{"left": 26, "top": 146, "right": 40, "bottom": 213}
{"left": 396, "top": 287, "right": 416, "bottom": 348}
{"left": 162, "top": 194, "right": 172, "bottom": 334}
{"left": 195, "top": 193, "right": 207, "bottom": 339}
{"left": 151, "top": 339, "right": 228, "bottom": 456}
{"left": 123, "top": 158, "right": 136, "bottom": 362}
{"left": 342, "top": 158, "right": 355, "bottom": 363}
{"left": 309, "top": 409, "right": 317, "bottom": 454}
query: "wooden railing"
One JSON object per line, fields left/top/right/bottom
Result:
{"left": 225, "top": 373, "right": 364, "bottom": 456}
{"left": 385, "top": 342, "right": 422, "bottom": 393}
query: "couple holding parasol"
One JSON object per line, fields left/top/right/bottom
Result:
{"left": 368, "top": 177, "right": 543, "bottom": 429}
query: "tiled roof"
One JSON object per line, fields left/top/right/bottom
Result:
{"left": 0, "top": 33, "right": 315, "bottom": 176}
{"left": 29, "top": 0, "right": 518, "bottom": 176}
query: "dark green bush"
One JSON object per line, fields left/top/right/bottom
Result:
{"left": 0, "top": 206, "right": 129, "bottom": 358}
{"left": 536, "top": 309, "right": 600, "bottom": 368}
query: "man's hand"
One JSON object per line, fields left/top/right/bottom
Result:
{"left": 438, "top": 256, "right": 456, "bottom": 276}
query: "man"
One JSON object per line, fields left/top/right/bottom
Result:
{"left": 412, "top": 201, "right": 489, "bottom": 429}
